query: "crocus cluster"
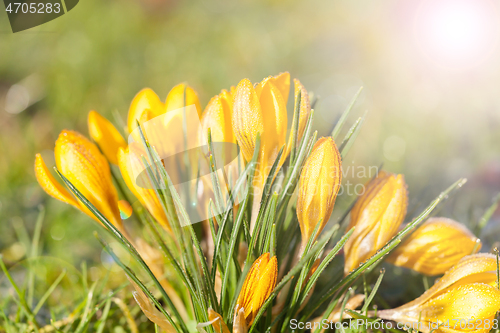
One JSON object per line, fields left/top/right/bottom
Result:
{"left": 34, "top": 72, "right": 497, "bottom": 333}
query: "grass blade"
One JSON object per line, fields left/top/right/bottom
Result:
{"left": 331, "top": 86, "right": 363, "bottom": 140}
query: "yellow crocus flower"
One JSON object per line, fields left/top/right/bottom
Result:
{"left": 344, "top": 171, "right": 408, "bottom": 275}
{"left": 232, "top": 73, "right": 291, "bottom": 187}
{"left": 165, "top": 83, "right": 202, "bottom": 117}
{"left": 235, "top": 253, "right": 278, "bottom": 326}
{"left": 378, "top": 254, "right": 500, "bottom": 333}
{"left": 35, "top": 130, "right": 123, "bottom": 232}
{"left": 117, "top": 144, "right": 171, "bottom": 232}
{"left": 126, "top": 83, "right": 201, "bottom": 186}
{"left": 296, "top": 137, "right": 342, "bottom": 252}
{"left": 387, "top": 217, "right": 481, "bottom": 276}
{"left": 126, "top": 84, "right": 201, "bottom": 135}
{"left": 127, "top": 88, "right": 165, "bottom": 134}
{"left": 88, "top": 110, "right": 127, "bottom": 165}
{"left": 200, "top": 89, "right": 235, "bottom": 144}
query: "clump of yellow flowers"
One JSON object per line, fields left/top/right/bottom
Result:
{"left": 34, "top": 72, "right": 499, "bottom": 333}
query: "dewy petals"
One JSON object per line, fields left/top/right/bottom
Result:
{"left": 343, "top": 171, "right": 408, "bottom": 275}
{"left": 235, "top": 253, "right": 278, "bottom": 326}
{"left": 387, "top": 217, "right": 481, "bottom": 276}
{"left": 378, "top": 254, "right": 500, "bottom": 333}
{"left": 127, "top": 88, "right": 164, "bottom": 134}
{"left": 35, "top": 130, "right": 123, "bottom": 232}
{"left": 88, "top": 110, "right": 127, "bottom": 165}
{"left": 296, "top": 137, "right": 342, "bottom": 252}
{"left": 117, "top": 144, "right": 171, "bottom": 232}
{"left": 200, "top": 89, "right": 235, "bottom": 144}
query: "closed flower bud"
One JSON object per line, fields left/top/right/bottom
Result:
{"left": 297, "top": 137, "right": 342, "bottom": 252}
{"left": 344, "top": 171, "right": 408, "bottom": 275}
{"left": 35, "top": 130, "right": 123, "bottom": 232}
{"left": 126, "top": 84, "right": 201, "bottom": 135}
{"left": 165, "top": 83, "right": 202, "bottom": 117}
{"left": 235, "top": 253, "right": 278, "bottom": 326}
{"left": 378, "top": 254, "right": 500, "bottom": 333}
{"left": 88, "top": 110, "right": 127, "bottom": 165}
{"left": 387, "top": 217, "right": 481, "bottom": 276}
{"left": 200, "top": 89, "right": 235, "bottom": 144}
{"left": 232, "top": 73, "right": 289, "bottom": 187}
{"left": 127, "top": 88, "right": 164, "bottom": 134}
{"left": 117, "top": 144, "right": 171, "bottom": 232}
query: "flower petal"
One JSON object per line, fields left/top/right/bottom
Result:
{"left": 208, "top": 308, "right": 230, "bottom": 333}
{"left": 254, "top": 80, "right": 288, "bottom": 187}
{"left": 200, "top": 92, "right": 234, "bottom": 144}
{"left": 117, "top": 145, "right": 171, "bottom": 232}
{"left": 398, "top": 253, "right": 498, "bottom": 310}
{"left": 232, "top": 78, "right": 264, "bottom": 163}
{"left": 344, "top": 171, "right": 408, "bottom": 275}
{"left": 255, "top": 72, "right": 290, "bottom": 103}
{"left": 88, "top": 111, "right": 127, "bottom": 165}
{"left": 55, "top": 130, "right": 122, "bottom": 229}
{"left": 420, "top": 283, "right": 500, "bottom": 323}
{"left": 129, "top": 278, "right": 176, "bottom": 333}
{"left": 236, "top": 253, "right": 277, "bottom": 325}
{"left": 34, "top": 153, "right": 80, "bottom": 209}
{"left": 127, "top": 88, "right": 164, "bottom": 134}
{"left": 387, "top": 217, "right": 481, "bottom": 276}
{"left": 297, "top": 137, "right": 342, "bottom": 251}
{"left": 165, "top": 83, "right": 202, "bottom": 118}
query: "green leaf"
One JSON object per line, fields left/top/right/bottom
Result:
{"left": 247, "top": 225, "right": 339, "bottom": 333}
{"left": 220, "top": 192, "right": 249, "bottom": 312}
{"left": 477, "top": 193, "right": 500, "bottom": 233}
{"left": 300, "top": 228, "right": 355, "bottom": 304}
{"left": 361, "top": 269, "right": 385, "bottom": 314}
{"left": 331, "top": 86, "right": 363, "bottom": 140}
{"left": 95, "top": 233, "right": 182, "bottom": 333}
{"left": 339, "top": 111, "right": 367, "bottom": 159}
{"left": 55, "top": 169, "right": 187, "bottom": 333}
{"left": 289, "top": 89, "right": 302, "bottom": 163}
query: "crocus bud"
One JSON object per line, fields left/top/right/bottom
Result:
{"left": 387, "top": 217, "right": 481, "bottom": 276}
{"left": 165, "top": 83, "right": 202, "bottom": 118}
{"left": 127, "top": 88, "right": 164, "bottom": 134}
{"left": 232, "top": 73, "right": 289, "bottom": 187}
{"left": 117, "top": 145, "right": 171, "bottom": 232}
{"left": 235, "top": 253, "right": 278, "bottom": 326}
{"left": 344, "top": 171, "right": 408, "bottom": 275}
{"left": 35, "top": 130, "right": 123, "bottom": 232}
{"left": 88, "top": 110, "right": 127, "bottom": 165}
{"left": 200, "top": 89, "right": 235, "bottom": 144}
{"left": 297, "top": 137, "right": 342, "bottom": 252}
{"left": 378, "top": 254, "right": 500, "bottom": 333}
{"left": 127, "top": 84, "right": 201, "bottom": 136}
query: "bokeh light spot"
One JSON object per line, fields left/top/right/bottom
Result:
{"left": 118, "top": 199, "right": 133, "bottom": 220}
{"left": 414, "top": 0, "right": 500, "bottom": 70}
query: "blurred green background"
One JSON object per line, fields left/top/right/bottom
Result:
{"left": 1, "top": 0, "right": 500, "bottom": 323}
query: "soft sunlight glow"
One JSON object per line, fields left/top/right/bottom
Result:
{"left": 414, "top": 0, "right": 499, "bottom": 70}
